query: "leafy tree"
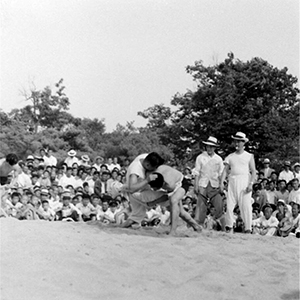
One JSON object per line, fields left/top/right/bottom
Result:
{"left": 22, "top": 79, "right": 70, "bottom": 132}
{"left": 141, "top": 53, "right": 299, "bottom": 164}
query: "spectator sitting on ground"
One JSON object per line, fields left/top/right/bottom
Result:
{"left": 274, "top": 179, "right": 289, "bottom": 204}
{"left": 115, "top": 197, "right": 131, "bottom": 225}
{"left": 90, "top": 194, "right": 103, "bottom": 221}
{"left": 266, "top": 180, "right": 277, "bottom": 205}
{"left": 40, "top": 200, "right": 56, "bottom": 221}
{"left": 55, "top": 191, "right": 81, "bottom": 222}
{"left": 252, "top": 183, "right": 268, "bottom": 211}
{"left": 158, "top": 205, "right": 170, "bottom": 226}
{"left": 102, "top": 200, "right": 118, "bottom": 224}
{"left": 252, "top": 204, "right": 279, "bottom": 236}
{"left": 76, "top": 193, "right": 96, "bottom": 222}
{"left": 203, "top": 204, "right": 218, "bottom": 230}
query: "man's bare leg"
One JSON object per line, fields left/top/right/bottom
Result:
{"left": 179, "top": 201, "right": 202, "bottom": 232}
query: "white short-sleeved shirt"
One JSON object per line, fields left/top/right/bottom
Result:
{"left": 224, "top": 151, "right": 252, "bottom": 176}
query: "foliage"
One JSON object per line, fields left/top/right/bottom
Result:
{"left": 141, "top": 53, "right": 300, "bottom": 165}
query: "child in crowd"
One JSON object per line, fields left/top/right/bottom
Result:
{"left": 76, "top": 193, "right": 96, "bottom": 222}
{"left": 252, "top": 204, "right": 279, "bottom": 236}
{"left": 41, "top": 200, "right": 56, "bottom": 221}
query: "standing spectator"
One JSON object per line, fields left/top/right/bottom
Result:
{"left": 288, "top": 178, "right": 300, "bottom": 205}
{"left": 112, "top": 157, "right": 121, "bottom": 171}
{"left": 64, "top": 149, "right": 80, "bottom": 168}
{"left": 260, "top": 158, "right": 275, "bottom": 179}
{"left": 293, "top": 163, "right": 300, "bottom": 181}
{"left": 45, "top": 149, "right": 57, "bottom": 167}
{"left": 92, "top": 156, "right": 104, "bottom": 172}
{"left": 194, "top": 136, "right": 224, "bottom": 226}
{"left": 106, "top": 158, "right": 115, "bottom": 172}
{"left": 15, "top": 162, "right": 32, "bottom": 188}
{"left": 80, "top": 155, "right": 90, "bottom": 168}
{"left": 220, "top": 132, "right": 256, "bottom": 234}
{"left": 278, "top": 161, "right": 294, "bottom": 183}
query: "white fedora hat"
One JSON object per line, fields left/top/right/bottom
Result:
{"left": 231, "top": 132, "right": 249, "bottom": 143}
{"left": 202, "top": 136, "right": 219, "bottom": 147}
{"left": 67, "top": 149, "right": 77, "bottom": 157}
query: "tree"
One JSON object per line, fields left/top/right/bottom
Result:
{"left": 22, "top": 79, "right": 70, "bottom": 133}
{"left": 141, "top": 53, "right": 299, "bottom": 163}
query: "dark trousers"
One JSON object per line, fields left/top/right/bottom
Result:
{"left": 195, "top": 182, "right": 223, "bottom": 224}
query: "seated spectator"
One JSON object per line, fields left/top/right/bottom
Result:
{"left": 274, "top": 179, "right": 289, "bottom": 204}
{"left": 102, "top": 200, "right": 118, "bottom": 224}
{"left": 15, "top": 162, "right": 32, "bottom": 188}
{"left": 204, "top": 204, "right": 218, "bottom": 231}
{"left": 90, "top": 194, "right": 103, "bottom": 220}
{"left": 38, "top": 170, "right": 52, "bottom": 187}
{"left": 252, "top": 183, "right": 268, "bottom": 211}
{"left": 252, "top": 204, "right": 279, "bottom": 236}
{"left": 40, "top": 200, "right": 56, "bottom": 221}
{"left": 76, "top": 194, "right": 96, "bottom": 222}
{"left": 233, "top": 206, "right": 244, "bottom": 233}
{"left": 270, "top": 171, "right": 278, "bottom": 182}
{"left": 105, "top": 158, "right": 115, "bottom": 172}
{"left": 141, "top": 206, "right": 161, "bottom": 227}
{"left": 55, "top": 191, "right": 81, "bottom": 222}
{"left": 58, "top": 167, "right": 77, "bottom": 189}
{"left": 159, "top": 205, "right": 170, "bottom": 226}
{"left": 266, "top": 180, "right": 277, "bottom": 205}
{"left": 283, "top": 202, "right": 300, "bottom": 237}
{"left": 288, "top": 178, "right": 300, "bottom": 205}
{"left": 115, "top": 198, "right": 131, "bottom": 225}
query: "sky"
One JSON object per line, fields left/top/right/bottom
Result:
{"left": 0, "top": 0, "right": 299, "bottom": 132}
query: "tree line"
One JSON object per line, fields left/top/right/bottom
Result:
{"left": 1, "top": 53, "right": 299, "bottom": 170}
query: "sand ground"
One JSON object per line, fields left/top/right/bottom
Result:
{"left": 0, "top": 218, "right": 299, "bottom": 300}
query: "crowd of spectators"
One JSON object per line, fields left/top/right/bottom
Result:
{"left": 1, "top": 148, "right": 299, "bottom": 238}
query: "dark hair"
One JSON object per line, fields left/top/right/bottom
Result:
{"left": 82, "top": 193, "right": 91, "bottom": 200}
{"left": 11, "top": 192, "right": 21, "bottom": 199}
{"left": 144, "top": 152, "right": 164, "bottom": 168}
{"left": 148, "top": 172, "right": 164, "bottom": 189}
{"left": 6, "top": 153, "right": 18, "bottom": 166}
{"left": 42, "top": 200, "right": 49, "bottom": 205}
{"left": 83, "top": 182, "right": 89, "bottom": 187}
{"left": 253, "top": 183, "right": 262, "bottom": 192}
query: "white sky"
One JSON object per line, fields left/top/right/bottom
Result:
{"left": 0, "top": 0, "right": 299, "bottom": 132}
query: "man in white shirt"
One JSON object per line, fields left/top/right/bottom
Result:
{"left": 278, "top": 161, "right": 294, "bottom": 183}
{"left": 288, "top": 178, "right": 300, "bottom": 205}
{"left": 45, "top": 149, "right": 57, "bottom": 167}
{"left": 194, "top": 137, "right": 224, "bottom": 226}
{"left": 260, "top": 158, "right": 275, "bottom": 179}
{"left": 220, "top": 132, "right": 257, "bottom": 234}
{"left": 64, "top": 149, "right": 80, "bottom": 168}
{"left": 92, "top": 156, "right": 104, "bottom": 172}
{"left": 293, "top": 163, "right": 300, "bottom": 181}
{"left": 15, "top": 162, "right": 32, "bottom": 188}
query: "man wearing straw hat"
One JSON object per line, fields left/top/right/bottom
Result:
{"left": 220, "top": 132, "right": 256, "bottom": 234}
{"left": 194, "top": 136, "right": 224, "bottom": 227}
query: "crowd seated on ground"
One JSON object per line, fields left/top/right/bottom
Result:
{"left": 0, "top": 149, "right": 299, "bottom": 238}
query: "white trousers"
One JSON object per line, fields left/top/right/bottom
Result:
{"left": 128, "top": 190, "right": 166, "bottom": 223}
{"left": 226, "top": 175, "right": 252, "bottom": 231}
